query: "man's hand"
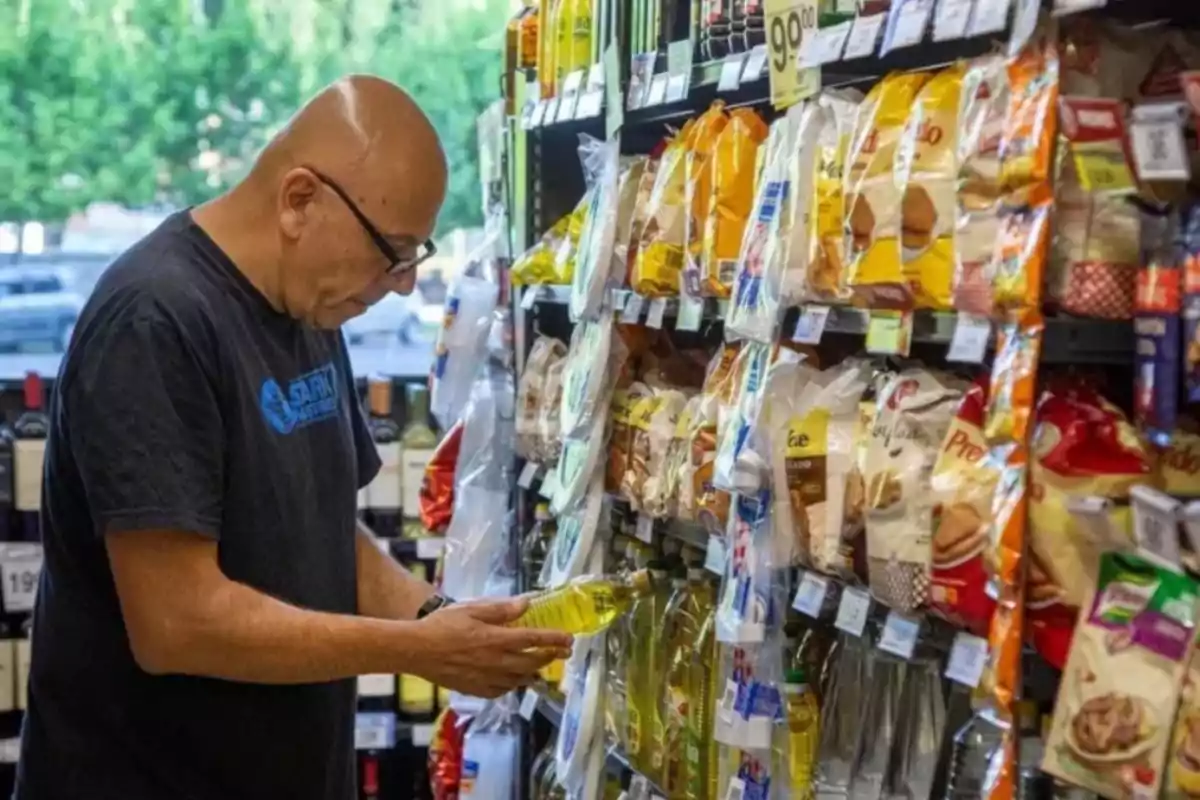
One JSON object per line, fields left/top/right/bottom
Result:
{"left": 407, "top": 597, "right": 572, "bottom": 699}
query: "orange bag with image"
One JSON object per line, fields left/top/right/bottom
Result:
{"left": 702, "top": 108, "right": 769, "bottom": 298}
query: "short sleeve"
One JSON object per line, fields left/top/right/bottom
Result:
{"left": 339, "top": 335, "right": 381, "bottom": 490}
{"left": 65, "top": 312, "right": 225, "bottom": 539}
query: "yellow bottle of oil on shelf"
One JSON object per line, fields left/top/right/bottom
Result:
{"left": 626, "top": 565, "right": 671, "bottom": 782}
{"left": 663, "top": 568, "right": 716, "bottom": 797}
{"left": 509, "top": 570, "right": 653, "bottom": 635}
{"left": 684, "top": 597, "right": 719, "bottom": 800}
{"left": 784, "top": 667, "right": 820, "bottom": 798}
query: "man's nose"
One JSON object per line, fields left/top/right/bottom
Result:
{"left": 382, "top": 268, "right": 417, "bottom": 295}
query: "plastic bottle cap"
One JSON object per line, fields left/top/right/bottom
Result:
{"left": 785, "top": 668, "right": 807, "bottom": 685}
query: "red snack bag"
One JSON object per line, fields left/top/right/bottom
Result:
{"left": 1026, "top": 385, "right": 1151, "bottom": 669}
{"left": 419, "top": 421, "right": 463, "bottom": 535}
{"left": 428, "top": 707, "right": 464, "bottom": 800}
{"left": 929, "top": 377, "right": 1001, "bottom": 636}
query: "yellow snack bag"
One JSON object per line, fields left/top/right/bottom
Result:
{"left": 682, "top": 104, "right": 729, "bottom": 298}
{"left": 552, "top": 194, "right": 591, "bottom": 284}
{"left": 806, "top": 90, "right": 862, "bottom": 303}
{"left": 898, "top": 64, "right": 965, "bottom": 311}
{"left": 845, "top": 72, "right": 932, "bottom": 309}
{"left": 702, "top": 109, "right": 769, "bottom": 298}
{"left": 633, "top": 123, "right": 696, "bottom": 297}
{"left": 512, "top": 214, "right": 570, "bottom": 285}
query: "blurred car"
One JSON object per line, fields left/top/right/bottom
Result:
{"left": 343, "top": 289, "right": 439, "bottom": 346}
{"left": 0, "top": 266, "right": 86, "bottom": 352}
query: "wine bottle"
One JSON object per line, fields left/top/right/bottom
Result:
{"left": 0, "top": 419, "right": 13, "bottom": 542}
{"left": 400, "top": 384, "right": 437, "bottom": 538}
{"left": 365, "top": 377, "right": 401, "bottom": 538}
{"left": 13, "top": 373, "right": 48, "bottom": 542}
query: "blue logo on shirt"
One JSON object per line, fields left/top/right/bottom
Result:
{"left": 259, "top": 363, "right": 340, "bottom": 435}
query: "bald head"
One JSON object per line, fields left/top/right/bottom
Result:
{"left": 199, "top": 74, "right": 449, "bottom": 330}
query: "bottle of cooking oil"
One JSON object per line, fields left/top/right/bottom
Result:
{"left": 509, "top": 569, "right": 654, "bottom": 635}
{"left": 683, "top": 583, "right": 718, "bottom": 800}
{"left": 626, "top": 561, "right": 671, "bottom": 781}
{"left": 521, "top": 503, "right": 556, "bottom": 591}
{"left": 662, "top": 566, "right": 713, "bottom": 796}
{"left": 784, "top": 667, "right": 820, "bottom": 798}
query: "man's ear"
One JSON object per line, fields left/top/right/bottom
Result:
{"left": 278, "top": 169, "right": 320, "bottom": 241}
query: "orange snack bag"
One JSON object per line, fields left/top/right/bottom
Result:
{"left": 845, "top": 71, "right": 933, "bottom": 309}
{"left": 633, "top": 123, "right": 696, "bottom": 297}
{"left": 682, "top": 104, "right": 730, "bottom": 298}
{"left": 702, "top": 108, "right": 770, "bottom": 298}
{"left": 999, "top": 31, "right": 1059, "bottom": 205}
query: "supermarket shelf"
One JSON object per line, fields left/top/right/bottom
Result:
{"left": 387, "top": 537, "right": 446, "bottom": 561}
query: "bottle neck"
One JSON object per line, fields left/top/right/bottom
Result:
{"left": 407, "top": 386, "right": 431, "bottom": 424}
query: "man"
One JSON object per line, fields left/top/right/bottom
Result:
{"left": 15, "top": 75, "right": 571, "bottom": 800}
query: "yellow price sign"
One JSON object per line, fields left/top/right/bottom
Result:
{"left": 865, "top": 310, "right": 914, "bottom": 356}
{"left": 764, "top": 0, "right": 820, "bottom": 110}
{"left": 1072, "top": 147, "right": 1136, "bottom": 195}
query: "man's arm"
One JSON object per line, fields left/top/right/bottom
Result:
{"left": 355, "top": 521, "right": 435, "bottom": 620}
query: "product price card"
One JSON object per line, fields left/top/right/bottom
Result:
{"left": 1131, "top": 485, "right": 1183, "bottom": 569}
{"left": 933, "top": 0, "right": 974, "bottom": 41}
{"left": 635, "top": 513, "right": 655, "bottom": 544}
{"left": 1052, "top": 0, "right": 1105, "bottom": 14}
{"left": 741, "top": 45, "right": 770, "bottom": 83}
{"left": 527, "top": 100, "right": 549, "bottom": 129}
{"left": 1131, "top": 103, "right": 1191, "bottom": 182}
{"left": 604, "top": 42, "right": 624, "bottom": 137}
{"left": 717, "top": 52, "right": 749, "bottom": 92}
{"left": 646, "top": 298, "right": 668, "bottom": 329}
{"left": 843, "top": 13, "right": 885, "bottom": 59}
{"left": 704, "top": 536, "right": 728, "bottom": 575}
{"left": 354, "top": 712, "right": 397, "bottom": 751}
{"left": 724, "top": 777, "right": 747, "bottom": 800}
{"left": 945, "top": 632, "right": 990, "bottom": 688}
{"left": 627, "top": 53, "right": 657, "bottom": 111}
{"left": 878, "top": 611, "right": 921, "bottom": 660}
{"left": 764, "top": 0, "right": 820, "bottom": 109}
{"left": 967, "top": 0, "right": 1011, "bottom": 37}
{"left": 556, "top": 70, "right": 586, "bottom": 121}
{"left": 666, "top": 39, "right": 693, "bottom": 102}
{"left": 539, "top": 467, "right": 561, "bottom": 501}
{"left": 357, "top": 674, "right": 395, "bottom": 698}
{"left": 621, "top": 293, "right": 646, "bottom": 323}
{"left": 676, "top": 295, "right": 705, "bottom": 332}
{"left": 865, "top": 310, "right": 913, "bottom": 356}
{"left": 792, "top": 304, "right": 830, "bottom": 344}
{"left": 519, "top": 688, "right": 540, "bottom": 720}
{"left": 0, "top": 543, "right": 42, "bottom": 614}
{"left": 834, "top": 586, "right": 871, "bottom": 636}
{"left": 411, "top": 723, "right": 435, "bottom": 747}
{"left": 791, "top": 571, "right": 829, "bottom": 618}
{"left": 947, "top": 313, "right": 991, "bottom": 363}
{"left": 542, "top": 98, "right": 561, "bottom": 128}
{"left": 517, "top": 460, "right": 541, "bottom": 489}
{"left": 884, "top": 0, "right": 933, "bottom": 53}
{"left": 799, "top": 21, "right": 851, "bottom": 67}
{"left": 645, "top": 73, "right": 670, "bottom": 107}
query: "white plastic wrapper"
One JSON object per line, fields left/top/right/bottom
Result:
{"left": 780, "top": 101, "right": 824, "bottom": 307}
{"left": 547, "top": 470, "right": 607, "bottom": 588}
{"left": 550, "top": 407, "right": 608, "bottom": 517}
{"left": 716, "top": 491, "right": 777, "bottom": 645}
{"left": 559, "top": 315, "right": 625, "bottom": 440}
{"left": 712, "top": 341, "right": 773, "bottom": 494}
{"left": 555, "top": 635, "right": 606, "bottom": 797}
{"left": 725, "top": 114, "right": 797, "bottom": 344}
{"left": 516, "top": 336, "right": 567, "bottom": 460}
{"left": 460, "top": 703, "right": 520, "bottom": 800}
{"left": 570, "top": 137, "right": 622, "bottom": 323}
{"left": 430, "top": 274, "right": 499, "bottom": 429}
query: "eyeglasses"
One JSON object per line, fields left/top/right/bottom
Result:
{"left": 304, "top": 166, "right": 437, "bottom": 275}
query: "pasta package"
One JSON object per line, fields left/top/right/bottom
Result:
{"left": 623, "top": 157, "right": 660, "bottom": 286}
{"left": 517, "top": 336, "right": 567, "bottom": 459}
{"left": 683, "top": 104, "right": 730, "bottom": 298}
{"left": 693, "top": 344, "right": 743, "bottom": 532}
{"left": 633, "top": 125, "right": 695, "bottom": 296}
{"left": 702, "top": 109, "right": 770, "bottom": 298}
{"left": 953, "top": 56, "right": 1009, "bottom": 316}
{"left": 999, "top": 31, "right": 1059, "bottom": 204}
{"left": 929, "top": 378, "right": 1001, "bottom": 636}
{"left": 863, "top": 369, "right": 967, "bottom": 614}
{"left": 898, "top": 63, "right": 965, "bottom": 311}
{"left": 805, "top": 90, "right": 862, "bottom": 304}
{"left": 1027, "top": 386, "right": 1152, "bottom": 669}
{"left": 845, "top": 72, "right": 933, "bottom": 309}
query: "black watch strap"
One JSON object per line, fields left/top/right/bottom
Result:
{"left": 416, "top": 595, "right": 452, "bottom": 620}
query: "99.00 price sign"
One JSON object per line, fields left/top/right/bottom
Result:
{"left": 765, "top": 0, "right": 819, "bottom": 109}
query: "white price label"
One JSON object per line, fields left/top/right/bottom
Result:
{"left": 667, "top": 72, "right": 690, "bottom": 102}
{"left": 843, "top": 13, "right": 886, "bottom": 59}
{"left": 725, "top": 777, "right": 747, "bottom": 800}
{"left": 527, "top": 100, "right": 549, "bottom": 129}
{"left": 741, "top": 45, "right": 769, "bottom": 83}
{"left": 621, "top": 293, "right": 646, "bottom": 323}
{"left": 968, "top": 0, "right": 1011, "bottom": 36}
{"left": 0, "top": 739, "right": 18, "bottom": 765}
{"left": 1132, "top": 485, "right": 1183, "bottom": 569}
{"left": 945, "top": 632, "right": 990, "bottom": 688}
{"left": 354, "top": 712, "right": 397, "bottom": 751}
{"left": 645, "top": 73, "right": 670, "bottom": 107}
{"left": 575, "top": 89, "right": 604, "bottom": 119}
{"left": 1131, "top": 105, "right": 1190, "bottom": 182}
{"left": 799, "top": 21, "right": 851, "bottom": 67}
{"left": 518, "top": 461, "right": 541, "bottom": 489}
{"left": 357, "top": 674, "right": 395, "bottom": 698}
{"left": 947, "top": 313, "right": 991, "bottom": 363}
{"left": 791, "top": 571, "right": 829, "bottom": 618}
{"left": 677, "top": 295, "right": 705, "bottom": 332}
{"left": 539, "top": 467, "right": 561, "bottom": 500}
{"left": 627, "top": 53, "right": 656, "bottom": 111}
{"left": 0, "top": 544, "right": 42, "bottom": 614}
{"left": 704, "top": 536, "right": 728, "bottom": 575}
{"left": 556, "top": 75, "right": 584, "bottom": 122}
{"left": 878, "top": 611, "right": 921, "bottom": 660}
{"left": 792, "top": 305, "right": 831, "bottom": 344}
{"left": 1053, "top": 0, "right": 1105, "bottom": 13}
{"left": 630, "top": 775, "right": 652, "bottom": 800}
{"left": 415, "top": 538, "right": 444, "bottom": 560}
{"left": 411, "top": 723, "right": 435, "bottom": 748}
{"left": 635, "top": 513, "right": 655, "bottom": 544}
{"left": 933, "top": 0, "right": 975, "bottom": 40}
{"left": 646, "top": 298, "right": 668, "bottom": 329}
{"left": 1007, "top": 0, "right": 1039, "bottom": 55}
{"left": 521, "top": 285, "right": 542, "bottom": 310}
{"left": 885, "top": 0, "right": 934, "bottom": 52}
{"left": 519, "top": 688, "right": 540, "bottom": 720}
{"left": 834, "top": 587, "right": 872, "bottom": 637}
{"left": 718, "top": 53, "right": 748, "bottom": 92}
{"left": 543, "top": 97, "right": 560, "bottom": 127}
{"left": 718, "top": 679, "right": 739, "bottom": 724}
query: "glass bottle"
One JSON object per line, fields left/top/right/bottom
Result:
{"left": 400, "top": 384, "right": 437, "bottom": 537}
{"left": 365, "top": 376, "right": 401, "bottom": 538}
{"left": 13, "top": 372, "right": 48, "bottom": 542}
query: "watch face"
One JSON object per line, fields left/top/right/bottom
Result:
{"left": 419, "top": 596, "right": 449, "bottom": 619}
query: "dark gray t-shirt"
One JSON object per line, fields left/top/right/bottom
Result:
{"left": 15, "top": 211, "right": 382, "bottom": 800}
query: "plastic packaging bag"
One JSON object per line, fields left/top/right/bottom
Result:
{"left": 683, "top": 105, "right": 731, "bottom": 299}
{"left": 571, "top": 136, "right": 622, "bottom": 322}
{"left": 633, "top": 123, "right": 696, "bottom": 297}
{"left": 516, "top": 336, "right": 567, "bottom": 460}
{"left": 460, "top": 702, "right": 520, "bottom": 800}
{"left": 702, "top": 109, "right": 770, "bottom": 298}
{"left": 431, "top": 274, "right": 499, "bottom": 429}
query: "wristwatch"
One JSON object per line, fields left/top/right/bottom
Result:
{"left": 416, "top": 594, "right": 453, "bottom": 619}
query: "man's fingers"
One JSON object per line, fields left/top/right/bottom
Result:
{"left": 498, "top": 626, "right": 573, "bottom": 652}
{"left": 461, "top": 597, "right": 529, "bottom": 625}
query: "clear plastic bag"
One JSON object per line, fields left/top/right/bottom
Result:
{"left": 713, "top": 342, "right": 773, "bottom": 494}
{"left": 570, "top": 137, "right": 622, "bottom": 322}
{"left": 431, "top": 274, "right": 499, "bottom": 429}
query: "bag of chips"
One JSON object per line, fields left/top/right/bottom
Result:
{"left": 517, "top": 336, "right": 567, "bottom": 460}
{"left": 633, "top": 124, "right": 696, "bottom": 297}
{"left": 803, "top": 90, "right": 862, "bottom": 304}
{"left": 702, "top": 108, "right": 770, "bottom": 298}
{"left": 683, "top": 104, "right": 730, "bottom": 299}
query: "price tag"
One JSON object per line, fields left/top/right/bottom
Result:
{"left": 741, "top": 45, "right": 770, "bottom": 83}
{"left": 645, "top": 73, "right": 670, "bottom": 107}
{"left": 1131, "top": 103, "right": 1190, "bottom": 182}
{"left": 539, "top": 467, "right": 560, "bottom": 500}
{"left": 792, "top": 305, "right": 830, "bottom": 344}
{"left": 543, "top": 97, "right": 560, "bottom": 127}
{"left": 0, "top": 738, "right": 17, "bottom": 764}
{"left": 518, "top": 460, "right": 541, "bottom": 489}
{"left": 834, "top": 587, "right": 871, "bottom": 636}
{"left": 604, "top": 42, "right": 624, "bottom": 137}
{"left": 528, "top": 100, "right": 549, "bottom": 128}
{"left": 415, "top": 538, "right": 444, "bottom": 560}
{"left": 1131, "top": 485, "right": 1183, "bottom": 569}
{"left": 968, "top": 0, "right": 1011, "bottom": 36}
{"left": 677, "top": 295, "right": 705, "bottom": 332}
{"left": 621, "top": 293, "right": 646, "bottom": 323}
{"left": 556, "top": 70, "right": 585, "bottom": 121}
{"left": 884, "top": 0, "right": 933, "bottom": 52}
{"left": 1061, "top": 98, "right": 1137, "bottom": 195}
{"left": 865, "top": 310, "right": 913, "bottom": 356}
{"left": 576, "top": 89, "right": 604, "bottom": 119}
{"left": 1053, "top": 0, "right": 1105, "bottom": 13}
{"left": 635, "top": 513, "right": 655, "bottom": 544}
{"left": 411, "top": 723, "right": 435, "bottom": 748}
{"left": 717, "top": 52, "right": 748, "bottom": 92}
{"left": 843, "top": 13, "right": 885, "bottom": 59}
{"left": 667, "top": 73, "right": 690, "bottom": 102}
{"left": 947, "top": 313, "right": 991, "bottom": 363}
{"left": 945, "top": 632, "right": 990, "bottom": 688}
{"left": 724, "top": 777, "right": 747, "bottom": 800}
{"left": 878, "top": 611, "right": 921, "bottom": 660}
{"left": 666, "top": 39, "right": 693, "bottom": 101}
{"left": 704, "top": 536, "right": 728, "bottom": 575}
{"left": 630, "top": 775, "right": 651, "bottom": 800}
{"left": 357, "top": 674, "right": 395, "bottom": 698}
{"left": 800, "top": 21, "right": 851, "bottom": 66}
{"left": 585, "top": 62, "right": 605, "bottom": 93}
{"left": 791, "top": 571, "right": 829, "bottom": 618}
{"left": 0, "top": 544, "right": 42, "bottom": 614}
{"left": 646, "top": 298, "right": 668, "bottom": 329}
{"left": 519, "top": 688, "right": 540, "bottom": 720}
{"left": 521, "top": 285, "right": 543, "bottom": 310}
{"left": 764, "top": 0, "right": 820, "bottom": 109}
{"left": 354, "top": 712, "right": 397, "bottom": 751}
{"left": 627, "top": 52, "right": 657, "bottom": 110}
{"left": 933, "top": 0, "right": 974, "bottom": 41}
